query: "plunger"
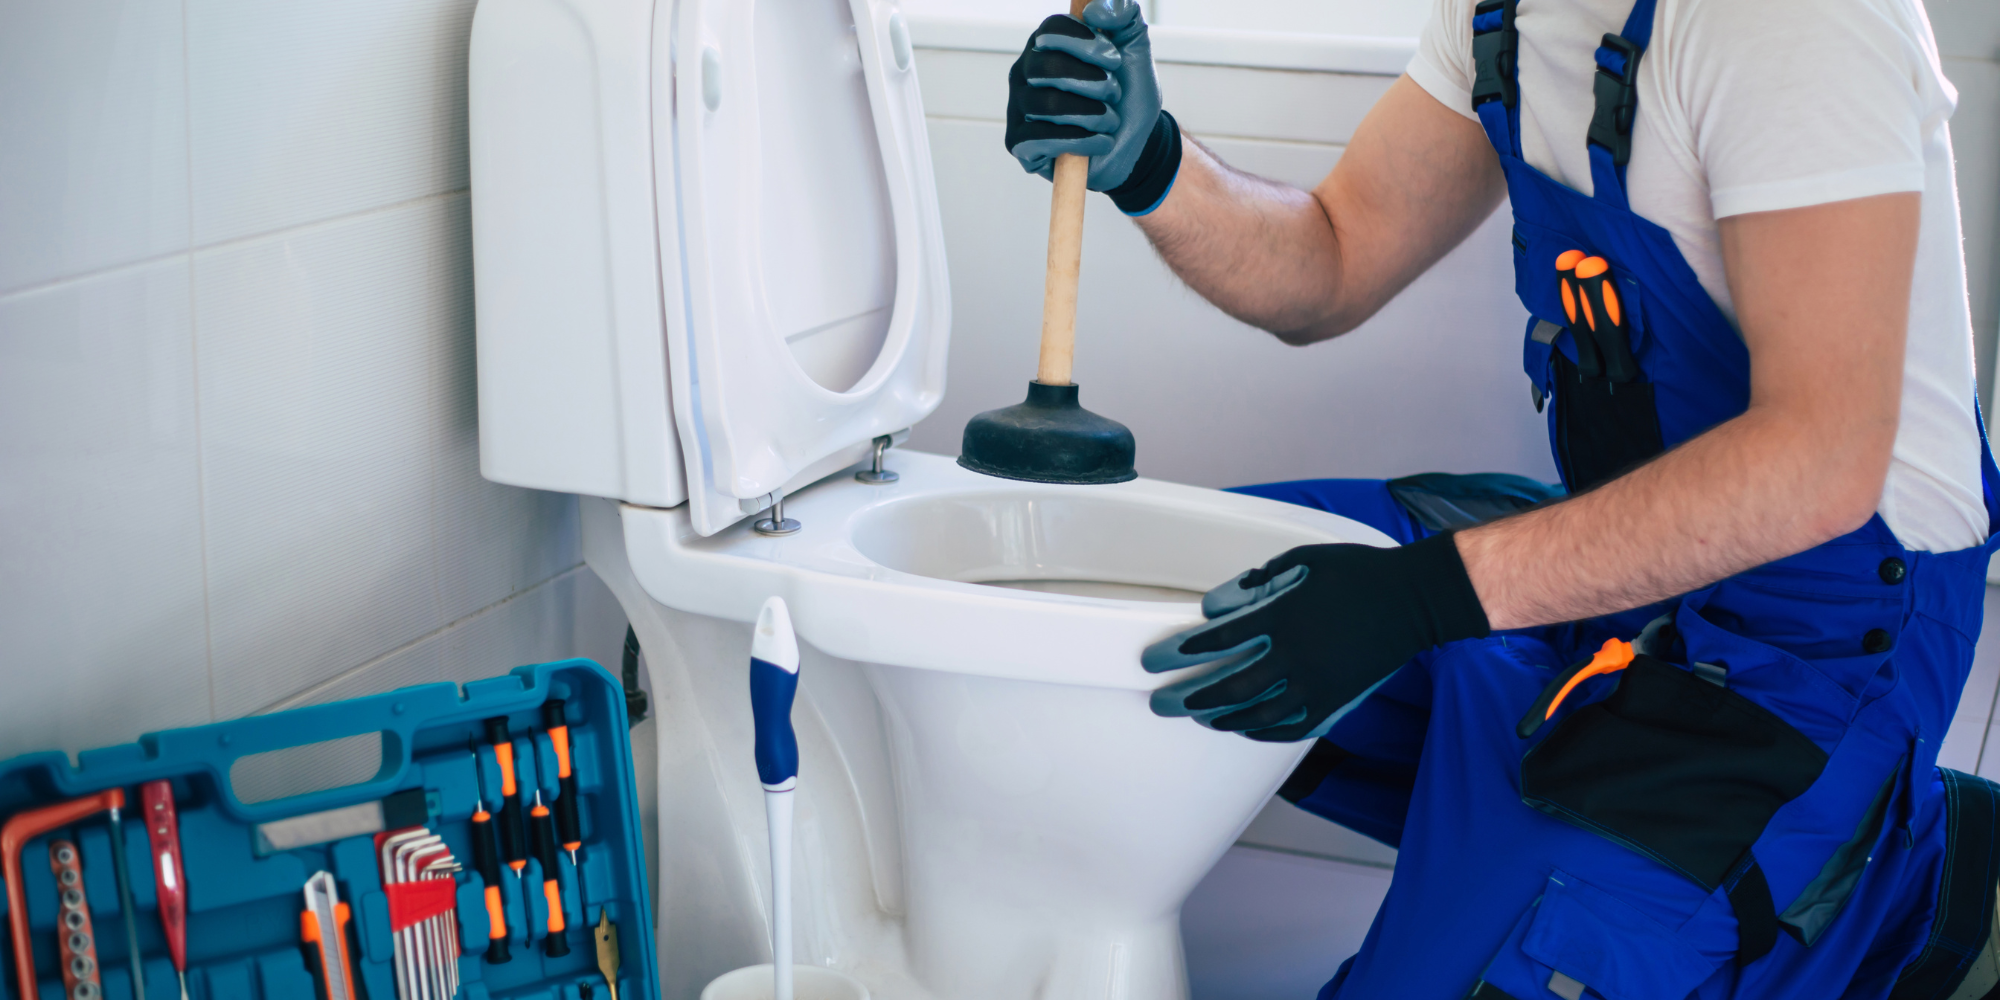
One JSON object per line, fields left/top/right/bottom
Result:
{"left": 958, "top": 4, "right": 1137, "bottom": 486}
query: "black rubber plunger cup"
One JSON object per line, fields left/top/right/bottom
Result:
{"left": 959, "top": 381, "right": 1137, "bottom": 484}
{"left": 956, "top": 108, "right": 1137, "bottom": 486}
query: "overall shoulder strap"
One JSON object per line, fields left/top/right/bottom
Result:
{"left": 1471, "top": 0, "right": 1521, "bottom": 158}
{"left": 1585, "top": 0, "right": 1659, "bottom": 210}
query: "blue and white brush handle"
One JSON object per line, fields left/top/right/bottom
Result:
{"left": 750, "top": 596, "right": 800, "bottom": 1000}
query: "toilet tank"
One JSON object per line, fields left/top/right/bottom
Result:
{"left": 470, "top": 0, "right": 684, "bottom": 507}
{"left": 470, "top": 0, "right": 951, "bottom": 523}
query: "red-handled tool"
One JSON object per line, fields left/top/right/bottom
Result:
{"left": 4, "top": 788, "right": 126, "bottom": 1000}
{"left": 142, "top": 779, "right": 192, "bottom": 1000}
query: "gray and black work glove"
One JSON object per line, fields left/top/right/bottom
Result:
{"left": 1141, "top": 534, "right": 1492, "bottom": 742}
{"left": 1004, "top": 0, "right": 1182, "bottom": 215}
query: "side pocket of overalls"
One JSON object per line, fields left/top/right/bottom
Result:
{"left": 1519, "top": 655, "right": 1829, "bottom": 891}
{"left": 1466, "top": 870, "right": 1718, "bottom": 1000}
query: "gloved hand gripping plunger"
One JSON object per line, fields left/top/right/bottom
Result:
{"left": 958, "top": 0, "right": 1138, "bottom": 485}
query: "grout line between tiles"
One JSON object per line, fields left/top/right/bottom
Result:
{"left": 253, "top": 562, "right": 588, "bottom": 717}
{"left": 189, "top": 188, "right": 471, "bottom": 258}
{"left": 182, "top": 0, "right": 219, "bottom": 723}
{"left": 0, "top": 189, "right": 473, "bottom": 307}
{"left": 0, "top": 250, "right": 195, "bottom": 303}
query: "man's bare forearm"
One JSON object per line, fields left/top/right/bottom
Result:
{"left": 1456, "top": 405, "right": 1895, "bottom": 628}
{"left": 1133, "top": 76, "right": 1506, "bottom": 344}
{"left": 1457, "top": 193, "right": 1917, "bottom": 630}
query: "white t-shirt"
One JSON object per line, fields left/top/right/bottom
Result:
{"left": 1409, "top": 0, "right": 1989, "bottom": 552}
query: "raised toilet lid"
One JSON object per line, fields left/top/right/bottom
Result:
{"left": 661, "top": 0, "right": 951, "bottom": 535}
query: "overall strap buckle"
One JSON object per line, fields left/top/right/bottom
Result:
{"left": 1471, "top": 0, "right": 1519, "bottom": 110}
{"left": 1587, "top": 33, "right": 1644, "bottom": 167}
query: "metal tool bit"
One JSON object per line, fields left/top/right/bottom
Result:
{"left": 594, "top": 911, "right": 621, "bottom": 1000}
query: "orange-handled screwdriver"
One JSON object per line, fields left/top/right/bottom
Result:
{"left": 470, "top": 800, "right": 512, "bottom": 964}
{"left": 1555, "top": 249, "right": 1606, "bottom": 378}
{"left": 543, "top": 700, "right": 584, "bottom": 865}
{"left": 530, "top": 790, "right": 570, "bottom": 956}
{"left": 1572, "top": 255, "right": 1641, "bottom": 383}
{"left": 485, "top": 717, "right": 528, "bottom": 875}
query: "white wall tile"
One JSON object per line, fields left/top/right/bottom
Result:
{"left": 1155, "top": 0, "right": 1428, "bottom": 38}
{"left": 186, "top": 0, "right": 476, "bottom": 246}
{"left": 267, "top": 569, "right": 584, "bottom": 714}
{"left": 913, "top": 48, "right": 1395, "bottom": 146}
{"left": 1943, "top": 57, "right": 2000, "bottom": 404}
{"left": 425, "top": 197, "right": 581, "bottom": 621}
{"left": 265, "top": 629, "right": 448, "bottom": 714}
{"left": 0, "top": 260, "right": 212, "bottom": 759}
{"left": 438, "top": 570, "right": 583, "bottom": 681}
{"left": 0, "top": 0, "right": 189, "bottom": 295}
{"left": 196, "top": 199, "right": 456, "bottom": 718}
{"left": 1928, "top": 0, "right": 2000, "bottom": 62}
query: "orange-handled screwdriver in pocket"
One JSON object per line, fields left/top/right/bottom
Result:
{"left": 1562, "top": 253, "right": 1642, "bottom": 384}
{"left": 1555, "top": 249, "right": 1606, "bottom": 378}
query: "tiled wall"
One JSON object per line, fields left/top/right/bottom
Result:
{"left": 0, "top": 0, "right": 623, "bottom": 764}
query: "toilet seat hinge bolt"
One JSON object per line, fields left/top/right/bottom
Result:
{"left": 856, "top": 435, "right": 899, "bottom": 484}
{"left": 753, "top": 493, "right": 801, "bottom": 537}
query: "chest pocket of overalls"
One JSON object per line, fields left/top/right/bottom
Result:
{"left": 1529, "top": 244, "right": 1667, "bottom": 493}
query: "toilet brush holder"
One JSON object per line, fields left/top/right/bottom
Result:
{"left": 700, "top": 965, "right": 870, "bottom": 1000}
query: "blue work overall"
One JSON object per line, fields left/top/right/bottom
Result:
{"left": 1249, "top": 0, "right": 2000, "bottom": 996}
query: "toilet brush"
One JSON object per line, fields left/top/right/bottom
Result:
{"left": 750, "top": 596, "right": 801, "bottom": 1000}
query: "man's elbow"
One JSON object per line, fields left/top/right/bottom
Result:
{"left": 1806, "top": 446, "right": 1893, "bottom": 542}
{"left": 1268, "top": 311, "right": 1359, "bottom": 346}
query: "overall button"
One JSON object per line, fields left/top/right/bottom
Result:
{"left": 1863, "top": 629, "right": 1893, "bottom": 654}
{"left": 1878, "top": 557, "right": 1907, "bottom": 584}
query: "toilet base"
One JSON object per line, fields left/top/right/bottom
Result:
{"left": 575, "top": 457, "right": 1375, "bottom": 999}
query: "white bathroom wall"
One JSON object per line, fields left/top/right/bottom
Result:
{"left": 0, "top": 0, "right": 624, "bottom": 765}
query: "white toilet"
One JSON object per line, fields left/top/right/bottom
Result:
{"left": 466, "top": 0, "right": 1394, "bottom": 997}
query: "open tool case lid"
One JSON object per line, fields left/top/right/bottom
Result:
{"left": 0, "top": 660, "right": 655, "bottom": 1000}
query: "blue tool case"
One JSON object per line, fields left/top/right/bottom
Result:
{"left": 0, "top": 659, "right": 656, "bottom": 1000}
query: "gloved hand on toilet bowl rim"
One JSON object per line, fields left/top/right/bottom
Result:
{"left": 1142, "top": 534, "right": 1492, "bottom": 742}
{"left": 1004, "top": 0, "right": 1182, "bottom": 216}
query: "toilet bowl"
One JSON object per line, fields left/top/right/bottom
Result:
{"left": 582, "top": 451, "right": 1393, "bottom": 999}
{"left": 468, "top": 0, "right": 1392, "bottom": 994}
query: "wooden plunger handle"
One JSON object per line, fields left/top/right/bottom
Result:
{"left": 1036, "top": 0, "right": 1093, "bottom": 387}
